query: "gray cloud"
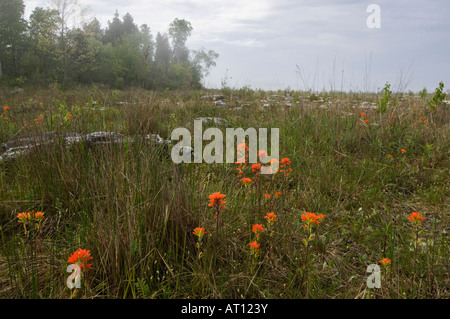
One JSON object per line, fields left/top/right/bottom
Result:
{"left": 24, "top": 0, "right": 450, "bottom": 92}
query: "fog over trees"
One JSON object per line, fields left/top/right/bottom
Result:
{"left": 0, "top": 0, "right": 219, "bottom": 89}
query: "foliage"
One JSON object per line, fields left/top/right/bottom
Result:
{"left": 0, "top": 87, "right": 448, "bottom": 299}
{"left": 0, "top": 0, "right": 218, "bottom": 90}
{"left": 427, "top": 82, "right": 446, "bottom": 111}
{"left": 377, "top": 82, "right": 392, "bottom": 113}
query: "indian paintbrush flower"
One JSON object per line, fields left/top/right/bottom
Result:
{"left": 408, "top": 212, "right": 426, "bottom": 227}
{"left": 17, "top": 211, "right": 45, "bottom": 236}
{"left": 252, "top": 224, "right": 265, "bottom": 239}
{"left": 67, "top": 248, "right": 93, "bottom": 271}
{"left": 249, "top": 240, "right": 260, "bottom": 257}
{"left": 193, "top": 227, "right": 206, "bottom": 239}
{"left": 379, "top": 258, "right": 391, "bottom": 267}
{"left": 209, "top": 192, "right": 226, "bottom": 245}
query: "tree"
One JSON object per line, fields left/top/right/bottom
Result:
{"left": 154, "top": 32, "right": 171, "bottom": 72}
{"left": 168, "top": 18, "right": 192, "bottom": 63}
{"left": 104, "top": 10, "right": 123, "bottom": 44}
{"left": 139, "top": 24, "right": 154, "bottom": 65}
{"left": 122, "top": 13, "right": 138, "bottom": 36}
{"left": 26, "top": 7, "right": 60, "bottom": 81}
{"left": 0, "top": 0, "right": 27, "bottom": 79}
{"left": 66, "top": 28, "right": 99, "bottom": 82}
{"left": 49, "top": 0, "right": 89, "bottom": 82}
{"left": 191, "top": 48, "right": 219, "bottom": 79}
{"left": 83, "top": 18, "right": 103, "bottom": 40}
{"left": 0, "top": 6, "right": 218, "bottom": 90}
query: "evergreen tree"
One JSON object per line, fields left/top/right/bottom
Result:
{"left": 0, "top": 0, "right": 27, "bottom": 80}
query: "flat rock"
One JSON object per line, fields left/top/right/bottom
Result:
{"left": 0, "top": 131, "right": 171, "bottom": 162}
{"left": 201, "top": 95, "right": 225, "bottom": 101}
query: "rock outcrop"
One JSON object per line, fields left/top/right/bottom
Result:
{"left": 0, "top": 131, "right": 171, "bottom": 162}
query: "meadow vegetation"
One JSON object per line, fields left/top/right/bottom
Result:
{"left": 0, "top": 84, "right": 448, "bottom": 299}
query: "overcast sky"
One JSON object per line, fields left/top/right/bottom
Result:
{"left": 24, "top": 0, "right": 450, "bottom": 92}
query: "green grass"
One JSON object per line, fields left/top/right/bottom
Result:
{"left": 0, "top": 85, "right": 448, "bottom": 299}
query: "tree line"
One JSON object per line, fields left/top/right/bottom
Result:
{"left": 0, "top": 0, "right": 219, "bottom": 89}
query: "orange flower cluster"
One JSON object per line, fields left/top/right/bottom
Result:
{"left": 208, "top": 192, "right": 226, "bottom": 211}
{"left": 357, "top": 112, "right": 370, "bottom": 125}
{"left": 1, "top": 106, "right": 10, "bottom": 121}
{"left": 301, "top": 212, "right": 325, "bottom": 226}
{"left": 193, "top": 227, "right": 206, "bottom": 238}
{"left": 251, "top": 163, "right": 261, "bottom": 174}
{"left": 34, "top": 114, "right": 45, "bottom": 126}
{"left": 279, "top": 158, "right": 292, "bottom": 176}
{"left": 408, "top": 212, "right": 426, "bottom": 226}
{"left": 264, "top": 212, "right": 277, "bottom": 226}
{"left": 257, "top": 150, "right": 268, "bottom": 161}
{"left": 379, "top": 258, "right": 391, "bottom": 267}
{"left": 17, "top": 211, "right": 45, "bottom": 237}
{"left": 67, "top": 248, "right": 93, "bottom": 271}
{"left": 241, "top": 177, "right": 253, "bottom": 185}
{"left": 235, "top": 142, "right": 249, "bottom": 174}
{"left": 17, "top": 211, "right": 44, "bottom": 223}
{"left": 252, "top": 224, "right": 264, "bottom": 239}
{"left": 249, "top": 240, "right": 260, "bottom": 257}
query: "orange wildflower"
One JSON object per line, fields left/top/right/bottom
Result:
{"left": 67, "top": 248, "right": 93, "bottom": 271}
{"left": 388, "top": 154, "right": 393, "bottom": 158}
{"left": 264, "top": 212, "right": 278, "bottom": 227}
{"left": 208, "top": 192, "right": 226, "bottom": 210}
{"left": 251, "top": 163, "right": 261, "bottom": 173}
{"left": 269, "top": 158, "right": 279, "bottom": 164}
{"left": 258, "top": 150, "right": 268, "bottom": 160}
{"left": 408, "top": 212, "right": 425, "bottom": 226}
{"left": 264, "top": 194, "right": 271, "bottom": 199}
{"left": 301, "top": 212, "right": 318, "bottom": 224}
{"left": 17, "top": 212, "right": 31, "bottom": 223}
{"left": 275, "top": 191, "right": 282, "bottom": 197}
{"left": 34, "top": 211, "right": 44, "bottom": 221}
{"left": 301, "top": 212, "right": 325, "bottom": 228}
{"left": 193, "top": 227, "right": 206, "bottom": 238}
{"left": 236, "top": 142, "right": 249, "bottom": 160}
{"left": 241, "top": 177, "right": 253, "bottom": 185}
{"left": 17, "top": 211, "right": 44, "bottom": 223}
{"left": 280, "top": 158, "right": 291, "bottom": 166}
{"left": 249, "top": 241, "right": 260, "bottom": 256}
{"left": 252, "top": 224, "right": 264, "bottom": 238}
{"left": 3, "top": 106, "right": 10, "bottom": 111}
{"left": 379, "top": 258, "right": 391, "bottom": 267}
{"left": 401, "top": 149, "right": 406, "bottom": 153}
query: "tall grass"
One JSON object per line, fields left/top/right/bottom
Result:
{"left": 0, "top": 85, "right": 448, "bottom": 298}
